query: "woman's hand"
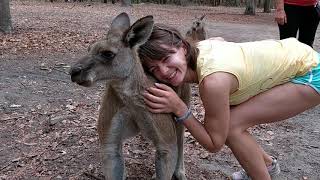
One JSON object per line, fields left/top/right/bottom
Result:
{"left": 143, "top": 83, "right": 188, "bottom": 116}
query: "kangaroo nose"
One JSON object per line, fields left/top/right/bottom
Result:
{"left": 70, "top": 66, "right": 82, "bottom": 81}
{"left": 70, "top": 66, "right": 82, "bottom": 76}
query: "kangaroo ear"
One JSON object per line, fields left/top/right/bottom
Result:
{"left": 110, "top": 12, "right": 130, "bottom": 34}
{"left": 124, "top": 15, "right": 154, "bottom": 48}
{"left": 200, "top": 14, "right": 206, "bottom": 21}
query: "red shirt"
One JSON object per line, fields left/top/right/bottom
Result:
{"left": 285, "top": 0, "right": 317, "bottom": 6}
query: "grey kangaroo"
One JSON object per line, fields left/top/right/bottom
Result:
{"left": 185, "top": 14, "right": 207, "bottom": 44}
{"left": 70, "top": 13, "right": 190, "bottom": 180}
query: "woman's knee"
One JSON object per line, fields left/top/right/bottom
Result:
{"left": 228, "top": 108, "right": 250, "bottom": 135}
{"left": 227, "top": 122, "right": 243, "bottom": 143}
{"left": 226, "top": 130, "right": 242, "bottom": 147}
{"left": 227, "top": 107, "right": 256, "bottom": 143}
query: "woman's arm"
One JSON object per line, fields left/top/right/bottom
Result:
{"left": 195, "top": 72, "right": 236, "bottom": 152}
{"left": 143, "top": 72, "right": 237, "bottom": 153}
{"left": 275, "top": 0, "right": 286, "bottom": 25}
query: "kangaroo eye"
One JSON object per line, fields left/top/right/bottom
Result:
{"left": 100, "top": 51, "right": 115, "bottom": 60}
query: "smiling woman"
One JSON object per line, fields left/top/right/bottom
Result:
{"left": 139, "top": 23, "right": 320, "bottom": 180}
{"left": 143, "top": 46, "right": 189, "bottom": 86}
{"left": 138, "top": 24, "right": 200, "bottom": 87}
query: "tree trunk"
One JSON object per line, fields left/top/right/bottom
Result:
{"left": 0, "top": 0, "right": 12, "bottom": 33}
{"left": 235, "top": 0, "right": 241, "bottom": 6}
{"left": 244, "top": 0, "right": 256, "bottom": 15}
{"left": 179, "top": 0, "right": 187, "bottom": 6}
{"left": 263, "top": 0, "right": 271, "bottom": 13}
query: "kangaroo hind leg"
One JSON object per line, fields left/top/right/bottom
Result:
{"left": 100, "top": 108, "right": 139, "bottom": 180}
{"left": 173, "top": 124, "right": 187, "bottom": 180}
{"left": 138, "top": 113, "right": 178, "bottom": 180}
{"left": 154, "top": 141, "right": 178, "bottom": 180}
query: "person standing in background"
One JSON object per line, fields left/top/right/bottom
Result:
{"left": 139, "top": 24, "right": 320, "bottom": 179}
{"left": 275, "top": 0, "right": 320, "bottom": 47}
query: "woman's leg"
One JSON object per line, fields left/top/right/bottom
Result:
{"left": 227, "top": 82, "right": 320, "bottom": 180}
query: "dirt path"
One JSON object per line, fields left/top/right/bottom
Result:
{"left": 1, "top": 1, "right": 319, "bottom": 179}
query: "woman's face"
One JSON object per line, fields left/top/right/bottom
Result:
{"left": 144, "top": 46, "right": 187, "bottom": 86}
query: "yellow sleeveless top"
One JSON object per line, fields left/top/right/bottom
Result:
{"left": 196, "top": 38, "right": 319, "bottom": 105}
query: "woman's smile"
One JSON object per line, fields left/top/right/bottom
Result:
{"left": 167, "top": 70, "right": 177, "bottom": 81}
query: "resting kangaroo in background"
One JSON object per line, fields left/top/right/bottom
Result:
{"left": 185, "top": 14, "right": 207, "bottom": 44}
{"left": 70, "top": 13, "right": 190, "bottom": 180}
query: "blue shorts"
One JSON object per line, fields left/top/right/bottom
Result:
{"left": 291, "top": 60, "right": 320, "bottom": 94}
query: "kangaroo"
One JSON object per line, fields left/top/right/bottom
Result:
{"left": 70, "top": 13, "right": 190, "bottom": 180}
{"left": 185, "top": 14, "right": 207, "bottom": 44}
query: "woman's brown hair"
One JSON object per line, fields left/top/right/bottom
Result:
{"left": 138, "top": 23, "right": 198, "bottom": 71}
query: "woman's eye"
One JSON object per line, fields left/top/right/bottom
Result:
{"left": 100, "top": 51, "right": 115, "bottom": 60}
{"left": 163, "top": 57, "right": 170, "bottom": 62}
{"left": 149, "top": 67, "right": 156, "bottom": 73}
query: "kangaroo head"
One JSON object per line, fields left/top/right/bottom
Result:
{"left": 191, "top": 15, "right": 205, "bottom": 32}
{"left": 70, "top": 13, "right": 154, "bottom": 87}
{"left": 186, "top": 14, "right": 207, "bottom": 42}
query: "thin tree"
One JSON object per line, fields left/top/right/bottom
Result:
{"left": 0, "top": 0, "right": 12, "bottom": 33}
{"left": 264, "top": 0, "right": 271, "bottom": 13}
{"left": 244, "top": 0, "right": 256, "bottom": 15}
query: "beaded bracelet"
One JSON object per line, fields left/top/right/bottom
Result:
{"left": 175, "top": 107, "right": 192, "bottom": 123}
